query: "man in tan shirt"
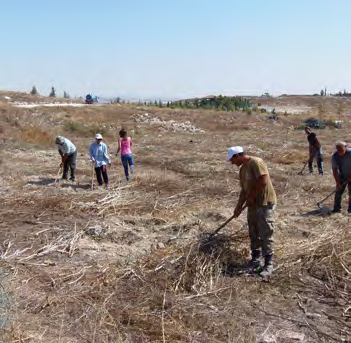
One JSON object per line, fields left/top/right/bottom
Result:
{"left": 227, "top": 146, "right": 277, "bottom": 277}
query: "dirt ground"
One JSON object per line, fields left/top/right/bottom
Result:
{"left": 0, "top": 95, "right": 350, "bottom": 342}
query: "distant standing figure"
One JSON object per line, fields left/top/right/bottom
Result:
{"left": 305, "top": 126, "right": 323, "bottom": 175}
{"left": 116, "top": 128, "right": 134, "bottom": 181}
{"left": 55, "top": 136, "right": 77, "bottom": 182}
{"left": 331, "top": 141, "right": 351, "bottom": 213}
{"left": 89, "top": 133, "right": 111, "bottom": 188}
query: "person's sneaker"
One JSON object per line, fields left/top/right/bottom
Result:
{"left": 259, "top": 264, "right": 273, "bottom": 277}
{"left": 259, "top": 255, "right": 273, "bottom": 278}
{"left": 69, "top": 178, "right": 75, "bottom": 183}
{"left": 248, "top": 250, "right": 263, "bottom": 270}
{"left": 105, "top": 183, "right": 109, "bottom": 189}
{"left": 331, "top": 209, "right": 341, "bottom": 214}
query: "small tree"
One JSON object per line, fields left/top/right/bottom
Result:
{"left": 63, "top": 91, "right": 70, "bottom": 99}
{"left": 30, "top": 86, "right": 38, "bottom": 95}
{"left": 49, "top": 87, "right": 56, "bottom": 97}
{"left": 320, "top": 89, "right": 324, "bottom": 96}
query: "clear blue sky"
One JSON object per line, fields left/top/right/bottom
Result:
{"left": 1, "top": 0, "right": 350, "bottom": 99}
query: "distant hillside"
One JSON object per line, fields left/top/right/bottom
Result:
{"left": 0, "top": 90, "right": 82, "bottom": 104}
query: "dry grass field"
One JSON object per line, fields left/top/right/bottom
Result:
{"left": 0, "top": 95, "right": 350, "bottom": 342}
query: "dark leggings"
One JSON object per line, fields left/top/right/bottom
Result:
{"left": 95, "top": 165, "right": 109, "bottom": 186}
{"left": 333, "top": 181, "right": 351, "bottom": 211}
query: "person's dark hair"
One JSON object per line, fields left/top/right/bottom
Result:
{"left": 119, "top": 128, "right": 127, "bottom": 138}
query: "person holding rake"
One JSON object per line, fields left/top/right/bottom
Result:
{"left": 228, "top": 146, "right": 277, "bottom": 277}
{"left": 89, "top": 133, "right": 111, "bottom": 189}
{"left": 331, "top": 141, "right": 351, "bottom": 214}
{"left": 55, "top": 136, "right": 77, "bottom": 183}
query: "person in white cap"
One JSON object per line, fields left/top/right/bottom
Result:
{"left": 55, "top": 136, "right": 77, "bottom": 182}
{"left": 227, "top": 146, "right": 277, "bottom": 277}
{"left": 89, "top": 133, "right": 111, "bottom": 188}
{"left": 331, "top": 141, "right": 351, "bottom": 213}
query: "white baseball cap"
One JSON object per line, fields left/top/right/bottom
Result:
{"left": 95, "top": 133, "right": 103, "bottom": 140}
{"left": 226, "top": 146, "right": 244, "bottom": 162}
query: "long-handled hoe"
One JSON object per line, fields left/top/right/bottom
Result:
{"left": 91, "top": 163, "right": 95, "bottom": 191}
{"left": 317, "top": 180, "right": 349, "bottom": 208}
{"left": 317, "top": 190, "right": 336, "bottom": 208}
{"left": 54, "top": 165, "right": 62, "bottom": 187}
{"left": 298, "top": 161, "right": 308, "bottom": 175}
{"left": 205, "top": 205, "right": 247, "bottom": 240}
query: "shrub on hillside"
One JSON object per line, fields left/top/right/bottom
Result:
{"left": 20, "top": 127, "right": 52, "bottom": 145}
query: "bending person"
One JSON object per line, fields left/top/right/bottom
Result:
{"left": 229, "top": 146, "right": 277, "bottom": 277}
{"left": 331, "top": 141, "right": 351, "bottom": 213}
{"left": 55, "top": 136, "right": 77, "bottom": 182}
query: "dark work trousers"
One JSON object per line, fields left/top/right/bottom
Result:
{"left": 333, "top": 181, "right": 351, "bottom": 212}
{"left": 95, "top": 165, "right": 109, "bottom": 186}
{"left": 62, "top": 150, "right": 77, "bottom": 181}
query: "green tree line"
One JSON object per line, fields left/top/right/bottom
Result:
{"left": 142, "top": 95, "right": 252, "bottom": 111}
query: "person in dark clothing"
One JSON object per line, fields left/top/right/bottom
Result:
{"left": 305, "top": 126, "right": 323, "bottom": 175}
{"left": 331, "top": 141, "right": 351, "bottom": 213}
{"left": 55, "top": 136, "right": 77, "bottom": 182}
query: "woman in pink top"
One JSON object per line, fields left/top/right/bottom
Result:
{"left": 116, "top": 127, "right": 134, "bottom": 181}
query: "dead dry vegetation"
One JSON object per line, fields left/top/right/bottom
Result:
{"left": 0, "top": 99, "right": 350, "bottom": 343}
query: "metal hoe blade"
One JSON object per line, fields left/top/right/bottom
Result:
{"left": 317, "top": 190, "right": 336, "bottom": 208}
